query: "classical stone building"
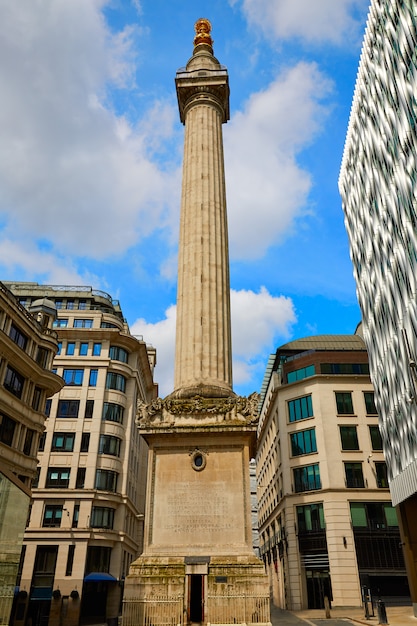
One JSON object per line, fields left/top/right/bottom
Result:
{"left": 123, "top": 19, "right": 270, "bottom": 626}
{"left": 6, "top": 283, "right": 157, "bottom": 626}
{"left": 0, "top": 281, "right": 63, "bottom": 626}
{"left": 339, "top": 0, "right": 417, "bottom": 615}
{"left": 257, "top": 329, "right": 408, "bottom": 611}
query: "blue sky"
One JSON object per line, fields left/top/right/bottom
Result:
{"left": 0, "top": 0, "right": 370, "bottom": 397}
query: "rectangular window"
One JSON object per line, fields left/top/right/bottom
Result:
{"left": 287, "top": 365, "right": 315, "bottom": 383}
{"left": 46, "top": 468, "right": 70, "bottom": 488}
{"left": 4, "top": 365, "right": 25, "bottom": 398}
{"left": 85, "top": 546, "right": 111, "bottom": 575}
{"left": 90, "top": 507, "right": 115, "bottom": 529}
{"left": 32, "top": 387, "right": 43, "bottom": 411}
{"left": 72, "top": 504, "right": 79, "bottom": 528}
{"left": 73, "top": 319, "right": 93, "bottom": 328}
{"left": 293, "top": 464, "right": 321, "bottom": 492}
{"left": 296, "top": 503, "right": 325, "bottom": 532}
{"left": 55, "top": 300, "right": 63, "bottom": 310}
{"left": 99, "top": 435, "right": 121, "bottom": 457}
{"left": 78, "top": 300, "right": 87, "bottom": 310}
{"left": 335, "top": 392, "right": 354, "bottom": 414}
{"left": 344, "top": 462, "right": 365, "bottom": 488}
{"left": 63, "top": 369, "right": 84, "bottom": 386}
{"left": 320, "top": 363, "right": 369, "bottom": 375}
{"left": 66, "top": 300, "right": 75, "bottom": 310}
{"left": 9, "top": 323, "right": 28, "bottom": 350}
{"left": 89, "top": 369, "right": 98, "bottom": 387}
{"left": 290, "top": 428, "right": 317, "bottom": 456}
{"left": 53, "top": 318, "right": 68, "bottom": 328}
{"left": 95, "top": 469, "right": 118, "bottom": 492}
{"left": 0, "top": 413, "right": 17, "bottom": 446}
{"left": 66, "top": 342, "right": 75, "bottom": 356}
{"left": 369, "top": 425, "right": 383, "bottom": 450}
{"left": 105, "top": 372, "right": 126, "bottom": 392}
{"left": 57, "top": 342, "right": 62, "bottom": 356}
{"left": 85, "top": 400, "right": 94, "bottom": 419}
{"left": 45, "top": 399, "right": 52, "bottom": 416}
{"left": 43, "top": 505, "right": 63, "bottom": 527}
{"left": 339, "top": 426, "right": 359, "bottom": 450}
{"left": 80, "top": 433, "right": 90, "bottom": 452}
{"left": 76, "top": 468, "right": 86, "bottom": 489}
{"left": 51, "top": 433, "right": 75, "bottom": 452}
{"left": 288, "top": 395, "right": 313, "bottom": 422}
{"left": 36, "top": 346, "right": 50, "bottom": 368}
{"left": 79, "top": 342, "right": 89, "bottom": 356}
{"left": 93, "top": 343, "right": 102, "bottom": 356}
{"left": 375, "top": 461, "right": 389, "bottom": 488}
{"left": 23, "top": 429, "right": 35, "bottom": 456}
{"left": 66, "top": 545, "right": 75, "bottom": 576}
{"left": 57, "top": 400, "right": 80, "bottom": 418}
{"left": 364, "top": 391, "right": 378, "bottom": 415}
{"left": 102, "top": 402, "right": 124, "bottom": 424}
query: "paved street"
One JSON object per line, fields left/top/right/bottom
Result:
{"left": 270, "top": 603, "right": 358, "bottom": 626}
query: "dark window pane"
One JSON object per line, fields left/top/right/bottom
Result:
{"left": 0, "top": 413, "right": 17, "bottom": 446}
{"left": 375, "top": 461, "right": 389, "bottom": 488}
{"left": 344, "top": 462, "right": 364, "bottom": 488}
{"left": 290, "top": 428, "right": 317, "bottom": 456}
{"left": 293, "top": 464, "right": 321, "bottom": 492}
{"left": 76, "top": 468, "right": 86, "bottom": 489}
{"left": 63, "top": 369, "right": 84, "bottom": 386}
{"left": 370, "top": 425, "right": 383, "bottom": 450}
{"left": 57, "top": 400, "right": 80, "bottom": 418}
{"left": 364, "top": 391, "right": 378, "bottom": 414}
{"left": 46, "top": 468, "right": 70, "bottom": 488}
{"left": 80, "top": 433, "right": 90, "bottom": 452}
{"left": 43, "top": 505, "right": 63, "bottom": 527}
{"left": 335, "top": 392, "right": 354, "bottom": 414}
{"left": 340, "top": 426, "right": 359, "bottom": 450}
{"left": 288, "top": 395, "right": 313, "bottom": 422}
{"left": 9, "top": 324, "right": 28, "bottom": 350}
{"left": 85, "top": 400, "right": 94, "bottom": 419}
{"left": 52, "top": 433, "right": 75, "bottom": 452}
{"left": 99, "top": 435, "right": 121, "bottom": 457}
{"left": 4, "top": 365, "right": 25, "bottom": 398}
{"left": 109, "top": 346, "right": 128, "bottom": 363}
{"left": 102, "top": 402, "right": 124, "bottom": 424}
{"left": 105, "top": 372, "right": 126, "bottom": 392}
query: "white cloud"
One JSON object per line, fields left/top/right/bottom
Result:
{"left": 0, "top": 237, "right": 101, "bottom": 286}
{"left": 225, "top": 62, "right": 332, "bottom": 259}
{"left": 131, "top": 287, "right": 296, "bottom": 397}
{"left": 235, "top": 0, "right": 368, "bottom": 45}
{"left": 0, "top": 1, "right": 178, "bottom": 261}
{"left": 131, "top": 304, "right": 177, "bottom": 397}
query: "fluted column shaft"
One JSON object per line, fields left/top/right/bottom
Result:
{"left": 174, "top": 48, "right": 232, "bottom": 398}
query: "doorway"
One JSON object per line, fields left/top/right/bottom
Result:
{"left": 188, "top": 575, "right": 204, "bottom": 623}
{"left": 306, "top": 570, "right": 332, "bottom": 609}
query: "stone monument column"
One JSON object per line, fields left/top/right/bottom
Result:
{"left": 123, "top": 20, "right": 270, "bottom": 626}
{"left": 174, "top": 19, "right": 232, "bottom": 398}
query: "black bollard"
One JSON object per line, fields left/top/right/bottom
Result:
{"left": 377, "top": 599, "right": 388, "bottom": 625}
{"left": 364, "top": 598, "right": 370, "bottom": 620}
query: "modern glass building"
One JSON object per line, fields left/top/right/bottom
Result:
{"left": 339, "top": 0, "right": 417, "bottom": 614}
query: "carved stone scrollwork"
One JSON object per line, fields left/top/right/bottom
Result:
{"left": 136, "top": 392, "right": 260, "bottom": 428}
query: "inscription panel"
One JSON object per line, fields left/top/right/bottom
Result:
{"left": 150, "top": 447, "right": 247, "bottom": 549}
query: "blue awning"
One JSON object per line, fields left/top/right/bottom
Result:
{"left": 84, "top": 572, "right": 117, "bottom": 583}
